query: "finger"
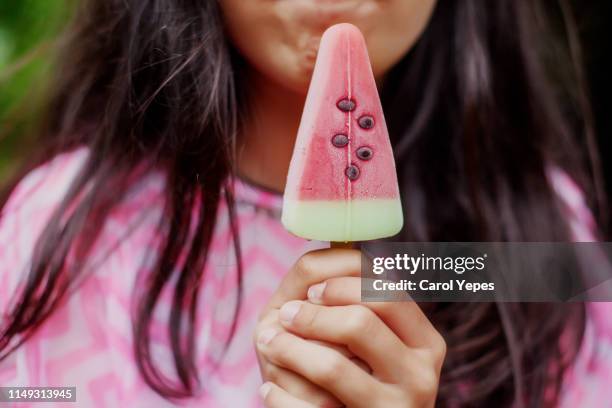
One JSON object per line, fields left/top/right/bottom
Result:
{"left": 257, "top": 329, "right": 382, "bottom": 407}
{"left": 278, "top": 301, "right": 406, "bottom": 379}
{"left": 260, "top": 382, "right": 318, "bottom": 408}
{"left": 265, "top": 364, "right": 343, "bottom": 408}
{"left": 265, "top": 249, "right": 361, "bottom": 312}
{"left": 263, "top": 340, "right": 364, "bottom": 406}
{"left": 256, "top": 310, "right": 349, "bottom": 407}
{"left": 308, "top": 276, "right": 445, "bottom": 354}
{"left": 255, "top": 309, "right": 359, "bottom": 359}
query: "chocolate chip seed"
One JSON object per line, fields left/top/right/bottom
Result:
{"left": 345, "top": 164, "right": 360, "bottom": 181}
{"left": 358, "top": 115, "right": 375, "bottom": 129}
{"left": 337, "top": 99, "right": 356, "bottom": 112}
{"left": 331, "top": 134, "right": 349, "bottom": 148}
{"left": 356, "top": 146, "right": 373, "bottom": 161}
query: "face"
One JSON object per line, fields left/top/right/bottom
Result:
{"left": 220, "top": 0, "right": 437, "bottom": 94}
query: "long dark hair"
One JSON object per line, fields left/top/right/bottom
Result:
{"left": 0, "top": 0, "right": 602, "bottom": 406}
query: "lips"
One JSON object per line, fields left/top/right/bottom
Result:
{"left": 281, "top": 0, "right": 369, "bottom": 9}
{"left": 276, "top": 0, "right": 380, "bottom": 22}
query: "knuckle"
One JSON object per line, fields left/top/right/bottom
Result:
{"left": 345, "top": 306, "right": 376, "bottom": 336}
{"left": 316, "top": 354, "right": 346, "bottom": 385}
{"left": 295, "top": 253, "right": 317, "bottom": 281}
{"left": 413, "top": 367, "right": 439, "bottom": 398}
{"left": 422, "top": 331, "right": 447, "bottom": 367}
{"left": 263, "top": 363, "right": 281, "bottom": 382}
{"left": 269, "top": 333, "right": 292, "bottom": 362}
{"left": 432, "top": 332, "right": 447, "bottom": 361}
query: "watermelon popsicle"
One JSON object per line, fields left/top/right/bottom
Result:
{"left": 282, "top": 23, "right": 403, "bottom": 242}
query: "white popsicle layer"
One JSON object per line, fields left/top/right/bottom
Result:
{"left": 282, "top": 198, "right": 403, "bottom": 242}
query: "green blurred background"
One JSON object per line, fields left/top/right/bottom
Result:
{"left": 0, "top": 0, "right": 70, "bottom": 181}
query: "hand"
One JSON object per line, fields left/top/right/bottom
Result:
{"left": 254, "top": 249, "right": 446, "bottom": 408}
{"left": 256, "top": 307, "right": 364, "bottom": 407}
{"left": 255, "top": 249, "right": 362, "bottom": 408}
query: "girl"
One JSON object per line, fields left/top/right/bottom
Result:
{"left": 1, "top": 0, "right": 610, "bottom": 407}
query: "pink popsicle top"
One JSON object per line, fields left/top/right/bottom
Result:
{"left": 285, "top": 24, "right": 400, "bottom": 201}
{"left": 0, "top": 147, "right": 611, "bottom": 407}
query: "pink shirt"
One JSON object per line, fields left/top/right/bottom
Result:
{"left": 1, "top": 147, "right": 611, "bottom": 407}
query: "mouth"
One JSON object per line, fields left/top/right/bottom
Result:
{"left": 271, "top": 0, "right": 382, "bottom": 83}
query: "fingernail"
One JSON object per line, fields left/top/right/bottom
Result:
{"left": 259, "top": 382, "right": 272, "bottom": 399}
{"left": 257, "top": 328, "right": 277, "bottom": 345}
{"left": 307, "top": 282, "right": 327, "bottom": 303}
{"left": 279, "top": 300, "right": 302, "bottom": 324}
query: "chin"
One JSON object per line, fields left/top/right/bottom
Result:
{"left": 277, "top": 69, "right": 314, "bottom": 96}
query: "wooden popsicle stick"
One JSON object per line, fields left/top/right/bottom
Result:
{"left": 330, "top": 241, "right": 354, "bottom": 249}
